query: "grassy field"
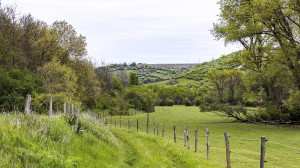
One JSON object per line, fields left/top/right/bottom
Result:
{"left": 145, "top": 78, "right": 199, "bottom": 86}
{"left": 1, "top": 106, "right": 299, "bottom": 167}
{"left": 110, "top": 106, "right": 300, "bottom": 168}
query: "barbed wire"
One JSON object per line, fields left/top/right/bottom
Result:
{"left": 268, "top": 141, "right": 300, "bottom": 150}
{"left": 229, "top": 136, "right": 259, "bottom": 141}
{"left": 102, "top": 115, "right": 300, "bottom": 152}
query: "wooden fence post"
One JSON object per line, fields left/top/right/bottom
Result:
{"left": 162, "top": 121, "right": 165, "bottom": 137}
{"left": 128, "top": 120, "right": 130, "bottom": 130}
{"left": 260, "top": 136, "right": 266, "bottom": 168}
{"left": 157, "top": 123, "right": 159, "bottom": 136}
{"left": 206, "top": 125, "right": 210, "bottom": 160}
{"left": 25, "top": 94, "right": 31, "bottom": 114}
{"left": 195, "top": 129, "right": 198, "bottom": 152}
{"left": 146, "top": 113, "right": 149, "bottom": 134}
{"left": 77, "top": 106, "right": 80, "bottom": 115}
{"left": 137, "top": 119, "right": 139, "bottom": 132}
{"left": 224, "top": 132, "right": 231, "bottom": 168}
{"left": 153, "top": 117, "right": 155, "bottom": 136}
{"left": 184, "top": 124, "right": 187, "bottom": 147}
{"left": 187, "top": 128, "right": 190, "bottom": 149}
{"left": 71, "top": 104, "right": 74, "bottom": 115}
{"left": 173, "top": 125, "right": 176, "bottom": 143}
{"left": 103, "top": 114, "right": 106, "bottom": 125}
{"left": 63, "top": 101, "right": 66, "bottom": 114}
{"left": 49, "top": 95, "right": 53, "bottom": 116}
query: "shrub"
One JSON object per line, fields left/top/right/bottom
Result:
{"left": 166, "top": 98, "right": 174, "bottom": 106}
{"left": 0, "top": 67, "right": 43, "bottom": 111}
{"left": 193, "top": 97, "right": 201, "bottom": 106}
{"left": 184, "top": 98, "right": 192, "bottom": 106}
{"left": 125, "top": 86, "right": 155, "bottom": 112}
{"left": 287, "top": 91, "right": 300, "bottom": 121}
{"left": 167, "top": 79, "right": 179, "bottom": 85}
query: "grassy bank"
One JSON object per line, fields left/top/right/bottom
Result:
{"left": 0, "top": 112, "right": 214, "bottom": 167}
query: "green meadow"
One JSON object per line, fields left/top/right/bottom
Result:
{"left": 111, "top": 106, "right": 300, "bottom": 168}
{"left": 1, "top": 106, "right": 299, "bottom": 167}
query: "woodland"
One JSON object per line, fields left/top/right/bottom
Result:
{"left": 0, "top": 0, "right": 299, "bottom": 124}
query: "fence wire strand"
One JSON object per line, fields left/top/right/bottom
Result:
{"left": 268, "top": 141, "right": 300, "bottom": 150}
{"left": 105, "top": 115, "right": 300, "bottom": 153}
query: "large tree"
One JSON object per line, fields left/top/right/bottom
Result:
{"left": 212, "top": 0, "right": 300, "bottom": 90}
{"left": 50, "top": 21, "right": 87, "bottom": 59}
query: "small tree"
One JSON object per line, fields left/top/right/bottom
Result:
{"left": 38, "top": 57, "right": 77, "bottom": 97}
{"left": 206, "top": 70, "right": 229, "bottom": 101}
{"left": 129, "top": 72, "right": 139, "bottom": 86}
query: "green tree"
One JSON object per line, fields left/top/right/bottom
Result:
{"left": 129, "top": 72, "right": 139, "bottom": 86}
{"left": 212, "top": 0, "right": 300, "bottom": 90}
{"left": 37, "top": 57, "right": 77, "bottom": 97}
{"left": 125, "top": 86, "right": 155, "bottom": 112}
{"left": 50, "top": 20, "right": 87, "bottom": 59}
{"left": 68, "top": 58, "right": 100, "bottom": 107}
{"left": 206, "top": 70, "right": 229, "bottom": 101}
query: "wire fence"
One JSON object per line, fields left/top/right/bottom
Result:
{"left": 2, "top": 94, "right": 299, "bottom": 167}
{"left": 98, "top": 112, "right": 300, "bottom": 167}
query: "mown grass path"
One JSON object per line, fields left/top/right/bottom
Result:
{"left": 110, "top": 128, "right": 214, "bottom": 167}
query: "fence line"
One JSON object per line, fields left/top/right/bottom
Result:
{"left": 17, "top": 95, "right": 298, "bottom": 167}
{"left": 268, "top": 141, "right": 300, "bottom": 150}
{"left": 104, "top": 112, "right": 300, "bottom": 168}
{"left": 229, "top": 136, "right": 260, "bottom": 141}
{"left": 108, "top": 115, "right": 300, "bottom": 151}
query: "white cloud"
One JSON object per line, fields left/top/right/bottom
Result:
{"left": 2, "top": 0, "right": 241, "bottom": 64}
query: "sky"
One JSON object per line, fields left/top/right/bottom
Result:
{"left": 2, "top": 0, "right": 241, "bottom": 64}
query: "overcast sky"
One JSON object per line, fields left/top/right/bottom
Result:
{"left": 2, "top": 0, "right": 241, "bottom": 64}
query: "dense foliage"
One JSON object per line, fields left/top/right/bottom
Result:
{"left": 202, "top": 0, "right": 300, "bottom": 123}
{"left": 0, "top": 2, "right": 99, "bottom": 112}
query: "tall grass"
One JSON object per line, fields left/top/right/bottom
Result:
{"left": 0, "top": 111, "right": 215, "bottom": 167}
{"left": 0, "top": 113, "right": 120, "bottom": 167}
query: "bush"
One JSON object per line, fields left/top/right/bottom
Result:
{"left": 167, "top": 79, "right": 179, "bottom": 85}
{"left": 0, "top": 67, "right": 43, "bottom": 111}
{"left": 194, "top": 97, "right": 201, "bottom": 106}
{"left": 159, "top": 98, "right": 174, "bottom": 106}
{"left": 125, "top": 86, "right": 155, "bottom": 112}
{"left": 184, "top": 98, "right": 192, "bottom": 106}
{"left": 199, "top": 95, "right": 219, "bottom": 112}
{"left": 287, "top": 91, "right": 300, "bottom": 121}
{"left": 166, "top": 98, "right": 174, "bottom": 106}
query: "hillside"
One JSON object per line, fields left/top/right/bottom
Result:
{"left": 174, "top": 51, "right": 240, "bottom": 81}
{"left": 138, "top": 63, "right": 199, "bottom": 69}
{"left": 141, "top": 52, "right": 240, "bottom": 87}
{"left": 106, "top": 63, "right": 195, "bottom": 84}
{"left": 103, "top": 52, "right": 240, "bottom": 86}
